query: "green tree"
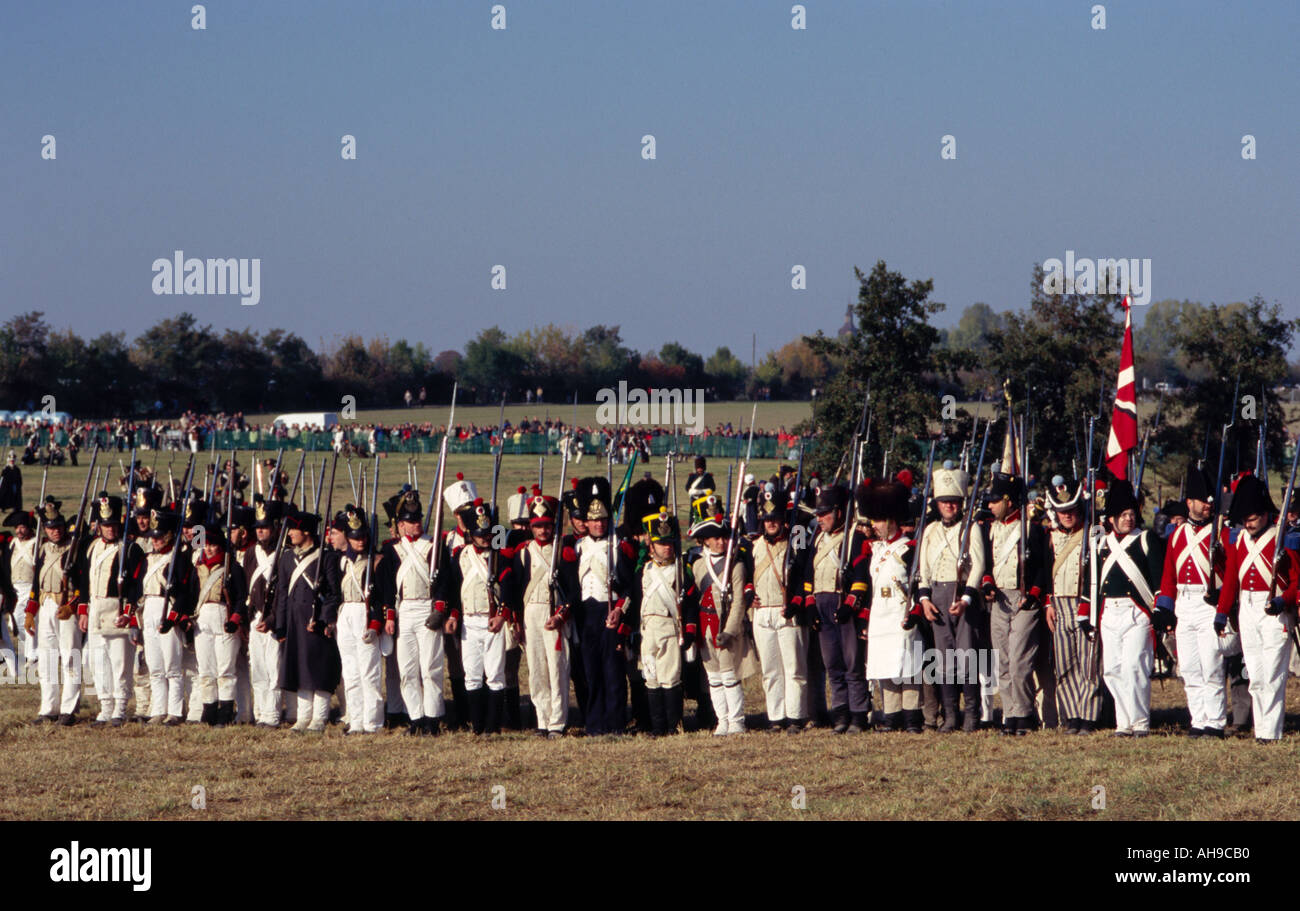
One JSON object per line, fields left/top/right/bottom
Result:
{"left": 986, "top": 265, "right": 1125, "bottom": 479}
{"left": 947, "top": 302, "right": 1004, "bottom": 352}
{"left": 805, "top": 261, "right": 953, "bottom": 478}
{"left": 462, "top": 326, "right": 525, "bottom": 403}
{"left": 705, "top": 346, "right": 749, "bottom": 400}
{"left": 1161, "top": 295, "right": 1299, "bottom": 475}
{"left": 130, "top": 314, "right": 221, "bottom": 412}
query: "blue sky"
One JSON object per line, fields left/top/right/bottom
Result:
{"left": 2, "top": 0, "right": 1295, "bottom": 358}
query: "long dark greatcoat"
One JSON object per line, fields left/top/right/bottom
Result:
{"left": 273, "top": 542, "right": 342, "bottom": 693}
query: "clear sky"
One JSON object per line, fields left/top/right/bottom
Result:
{"left": 2, "top": 0, "right": 1295, "bottom": 359}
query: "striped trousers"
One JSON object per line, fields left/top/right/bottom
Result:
{"left": 1050, "top": 596, "right": 1103, "bottom": 722}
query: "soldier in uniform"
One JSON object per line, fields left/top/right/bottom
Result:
{"left": 189, "top": 518, "right": 249, "bottom": 727}
{"left": 559, "top": 479, "right": 589, "bottom": 725}
{"left": 273, "top": 507, "right": 341, "bottom": 733}
{"left": 247, "top": 496, "right": 286, "bottom": 727}
{"left": 981, "top": 472, "right": 1050, "bottom": 735}
{"left": 334, "top": 504, "right": 384, "bottom": 734}
{"left": 501, "top": 485, "right": 532, "bottom": 730}
{"left": 628, "top": 506, "right": 689, "bottom": 736}
{"left": 619, "top": 478, "right": 666, "bottom": 734}
{"left": 1078, "top": 483, "right": 1168, "bottom": 737}
{"left": 0, "top": 452, "right": 21, "bottom": 511}
{"left": 685, "top": 456, "right": 715, "bottom": 502}
{"left": 4, "top": 509, "right": 38, "bottom": 677}
{"left": 135, "top": 509, "right": 193, "bottom": 725}
{"left": 229, "top": 503, "right": 256, "bottom": 723}
{"left": 559, "top": 477, "right": 635, "bottom": 735}
{"left": 1043, "top": 475, "right": 1103, "bottom": 734}
{"left": 1213, "top": 474, "right": 1297, "bottom": 742}
{"left": 794, "top": 485, "right": 870, "bottom": 733}
{"left": 860, "top": 481, "right": 925, "bottom": 732}
{"left": 1155, "top": 464, "right": 1229, "bottom": 738}
{"left": 438, "top": 473, "right": 478, "bottom": 730}
{"left": 25, "top": 497, "right": 84, "bottom": 724}
{"left": 748, "top": 486, "right": 808, "bottom": 732}
{"left": 686, "top": 494, "right": 753, "bottom": 735}
{"left": 440, "top": 497, "right": 512, "bottom": 735}
{"left": 507, "top": 492, "right": 572, "bottom": 738}
{"left": 917, "top": 464, "right": 988, "bottom": 732}
{"left": 378, "top": 488, "right": 443, "bottom": 735}
{"left": 76, "top": 493, "right": 144, "bottom": 726}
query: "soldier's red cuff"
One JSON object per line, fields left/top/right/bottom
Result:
{"left": 435, "top": 600, "right": 447, "bottom": 613}
{"left": 844, "top": 593, "right": 856, "bottom": 609}
{"left": 25, "top": 599, "right": 38, "bottom": 614}
{"left": 1077, "top": 602, "right": 1090, "bottom": 618}
{"left": 685, "top": 623, "right": 697, "bottom": 634}
{"left": 981, "top": 575, "right": 994, "bottom": 586}
{"left": 367, "top": 619, "right": 381, "bottom": 631}
{"left": 167, "top": 610, "right": 179, "bottom": 622}
{"left": 1028, "top": 586, "right": 1042, "bottom": 600}
{"left": 451, "top": 608, "right": 461, "bottom": 620}
{"left": 616, "top": 622, "right": 629, "bottom": 636}
{"left": 77, "top": 603, "right": 88, "bottom": 616}
{"left": 385, "top": 608, "right": 396, "bottom": 622}
{"left": 228, "top": 614, "right": 242, "bottom": 626}
{"left": 857, "top": 608, "right": 870, "bottom": 620}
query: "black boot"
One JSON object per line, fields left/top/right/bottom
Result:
{"left": 831, "top": 706, "right": 850, "bottom": 734}
{"left": 1001, "top": 716, "right": 1019, "bottom": 736}
{"left": 504, "top": 686, "right": 522, "bottom": 731}
{"left": 467, "top": 689, "right": 487, "bottom": 735}
{"left": 904, "top": 709, "right": 924, "bottom": 733}
{"left": 1077, "top": 719, "right": 1096, "bottom": 735}
{"left": 630, "top": 676, "right": 652, "bottom": 733}
{"left": 485, "top": 690, "right": 504, "bottom": 735}
{"left": 664, "top": 685, "right": 683, "bottom": 735}
{"left": 423, "top": 715, "right": 440, "bottom": 736}
{"left": 216, "top": 700, "right": 235, "bottom": 728}
{"left": 1063, "top": 717, "right": 1082, "bottom": 735}
{"left": 406, "top": 717, "right": 422, "bottom": 736}
{"left": 939, "top": 689, "right": 959, "bottom": 733}
{"left": 202, "top": 703, "right": 219, "bottom": 726}
{"left": 645, "top": 688, "right": 665, "bottom": 736}
{"left": 450, "top": 678, "right": 470, "bottom": 730}
{"left": 847, "top": 712, "right": 869, "bottom": 733}
{"left": 883, "top": 711, "right": 903, "bottom": 732}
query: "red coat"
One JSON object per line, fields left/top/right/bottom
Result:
{"left": 1157, "top": 520, "right": 1225, "bottom": 598}
{"left": 1215, "top": 524, "right": 1299, "bottom": 620}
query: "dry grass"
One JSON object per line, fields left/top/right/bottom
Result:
{"left": 3, "top": 674, "right": 1300, "bottom": 821}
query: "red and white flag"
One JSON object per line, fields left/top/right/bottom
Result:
{"left": 1105, "top": 296, "right": 1138, "bottom": 480}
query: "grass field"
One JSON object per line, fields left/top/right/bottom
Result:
{"left": 3, "top": 672, "right": 1300, "bottom": 820}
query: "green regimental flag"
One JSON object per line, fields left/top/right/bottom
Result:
{"left": 612, "top": 450, "right": 640, "bottom": 520}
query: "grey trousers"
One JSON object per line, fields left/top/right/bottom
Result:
{"left": 990, "top": 588, "right": 1043, "bottom": 720}
{"left": 929, "top": 581, "right": 985, "bottom": 720}
{"left": 814, "top": 593, "right": 870, "bottom": 714}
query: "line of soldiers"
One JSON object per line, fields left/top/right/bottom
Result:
{"left": 2, "top": 452, "right": 1294, "bottom": 744}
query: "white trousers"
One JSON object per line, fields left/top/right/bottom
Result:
{"left": 141, "top": 597, "right": 184, "bottom": 717}
{"left": 194, "top": 603, "right": 238, "bottom": 703}
{"left": 1239, "top": 592, "right": 1292, "bottom": 741}
{"left": 294, "top": 689, "right": 331, "bottom": 729}
{"left": 1175, "top": 591, "right": 1227, "bottom": 730}
{"left": 1100, "top": 599, "right": 1153, "bottom": 733}
{"left": 249, "top": 620, "right": 284, "bottom": 724}
{"left": 337, "top": 602, "right": 383, "bottom": 733}
{"left": 37, "top": 597, "right": 82, "bottom": 716}
{"left": 705, "top": 666, "right": 745, "bottom": 734}
{"left": 396, "top": 600, "right": 445, "bottom": 719}
{"left": 461, "top": 614, "right": 506, "bottom": 692}
{"left": 88, "top": 598, "right": 135, "bottom": 719}
{"left": 753, "top": 606, "right": 808, "bottom": 722}
{"left": 524, "top": 602, "right": 570, "bottom": 731}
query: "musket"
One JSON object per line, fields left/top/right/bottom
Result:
{"left": 1018, "top": 415, "right": 1029, "bottom": 591}
{"left": 539, "top": 455, "right": 545, "bottom": 491}
{"left": 907, "top": 441, "right": 939, "bottom": 605}
{"left": 117, "top": 449, "right": 138, "bottom": 616}
{"left": 1265, "top": 432, "right": 1300, "bottom": 609}
{"left": 261, "top": 453, "right": 306, "bottom": 632}
{"left": 954, "top": 419, "right": 993, "bottom": 605}
{"left": 717, "top": 459, "right": 747, "bottom": 627}
{"left": 27, "top": 464, "right": 50, "bottom": 603}
{"left": 61, "top": 444, "right": 101, "bottom": 582}
{"left": 362, "top": 455, "right": 380, "bottom": 607}
{"left": 218, "top": 449, "right": 236, "bottom": 611}
{"left": 725, "top": 464, "right": 733, "bottom": 515}
{"left": 307, "top": 452, "right": 338, "bottom": 631}
{"left": 837, "top": 392, "right": 873, "bottom": 600}
{"left": 426, "top": 383, "right": 457, "bottom": 592}
{"left": 1134, "top": 387, "right": 1165, "bottom": 496}
{"left": 1079, "top": 416, "right": 1097, "bottom": 587}
{"left": 159, "top": 456, "right": 198, "bottom": 628}
{"left": 547, "top": 446, "right": 570, "bottom": 615}
{"left": 783, "top": 438, "right": 807, "bottom": 590}
{"left": 346, "top": 458, "right": 358, "bottom": 502}
{"left": 1206, "top": 395, "right": 1239, "bottom": 605}
{"left": 744, "top": 402, "right": 757, "bottom": 463}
